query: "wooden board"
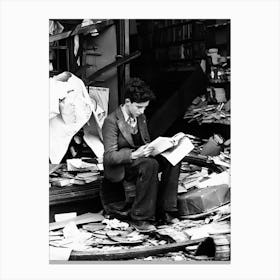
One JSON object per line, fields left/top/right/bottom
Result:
{"left": 49, "top": 180, "right": 102, "bottom": 206}
{"left": 86, "top": 51, "right": 141, "bottom": 86}
{"left": 49, "top": 20, "right": 114, "bottom": 43}
{"left": 69, "top": 238, "right": 205, "bottom": 261}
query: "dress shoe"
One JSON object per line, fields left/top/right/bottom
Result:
{"left": 131, "top": 220, "right": 156, "bottom": 233}
{"left": 156, "top": 211, "right": 179, "bottom": 225}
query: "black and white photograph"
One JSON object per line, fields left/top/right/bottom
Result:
{"left": 49, "top": 19, "right": 231, "bottom": 262}
{"left": 1, "top": 0, "right": 280, "bottom": 279}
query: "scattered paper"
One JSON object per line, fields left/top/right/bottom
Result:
{"left": 49, "top": 230, "right": 63, "bottom": 236}
{"left": 184, "top": 221, "right": 230, "bottom": 240}
{"left": 102, "top": 218, "right": 129, "bottom": 230}
{"left": 212, "top": 156, "right": 230, "bottom": 168}
{"left": 55, "top": 212, "right": 77, "bottom": 222}
{"left": 63, "top": 222, "right": 81, "bottom": 238}
{"left": 198, "top": 171, "right": 230, "bottom": 188}
{"left": 82, "top": 223, "right": 106, "bottom": 232}
{"left": 49, "top": 246, "right": 72, "bottom": 261}
{"left": 97, "top": 163, "right": 104, "bottom": 171}
{"left": 172, "top": 255, "right": 185, "bottom": 261}
{"left": 50, "top": 178, "right": 75, "bottom": 187}
{"left": 49, "top": 212, "right": 104, "bottom": 231}
{"left": 66, "top": 158, "right": 99, "bottom": 171}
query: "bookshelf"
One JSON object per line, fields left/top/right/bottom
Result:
{"left": 134, "top": 20, "right": 207, "bottom": 71}
{"left": 129, "top": 19, "right": 230, "bottom": 127}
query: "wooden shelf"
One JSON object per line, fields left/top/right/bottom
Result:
{"left": 168, "top": 57, "right": 203, "bottom": 63}
{"left": 160, "top": 65, "right": 196, "bottom": 72}
{"left": 154, "top": 38, "right": 205, "bottom": 49}
{"left": 208, "top": 80, "right": 230, "bottom": 86}
{"left": 138, "top": 20, "right": 204, "bottom": 35}
{"left": 49, "top": 179, "right": 102, "bottom": 206}
{"left": 206, "top": 22, "right": 230, "bottom": 29}
{"left": 155, "top": 20, "right": 204, "bottom": 31}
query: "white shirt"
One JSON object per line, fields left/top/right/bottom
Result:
{"left": 121, "top": 105, "right": 137, "bottom": 128}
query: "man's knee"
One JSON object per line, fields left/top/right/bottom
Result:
{"left": 139, "top": 157, "right": 159, "bottom": 172}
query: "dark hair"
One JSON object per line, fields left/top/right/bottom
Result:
{"left": 124, "top": 78, "right": 156, "bottom": 103}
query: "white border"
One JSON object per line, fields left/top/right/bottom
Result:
{"left": 0, "top": 0, "right": 280, "bottom": 280}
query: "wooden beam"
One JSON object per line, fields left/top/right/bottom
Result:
{"left": 49, "top": 180, "right": 102, "bottom": 206}
{"left": 49, "top": 20, "right": 115, "bottom": 43}
{"left": 124, "top": 20, "right": 130, "bottom": 84}
{"left": 50, "top": 31, "right": 72, "bottom": 43}
{"left": 70, "top": 238, "right": 205, "bottom": 260}
{"left": 117, "top": 20, "right": 126, "bottom": 104}
{"left": 74, "top": 64, "right": 91, "bottom": 78}
{"left": 86, "top": 51, "right": 141, "bottom": 86}
{"left": 49, "top": 188, "right": 101, "bottom": 206}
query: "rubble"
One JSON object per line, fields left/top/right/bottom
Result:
{"left": 50, "top": 133, "right": 231, "bottom": 262}
{"left": 183, "top": 97, "right": 230, "bottom": 125}
{"left": 49, "top": 158, "right": 102, "bottom": 188}
{"left": 49, "top": 206, "right": 230, "bottom": 261}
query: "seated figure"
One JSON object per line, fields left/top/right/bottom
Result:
{"left": 101, "top": 78, "right": 181, "bottom": 233}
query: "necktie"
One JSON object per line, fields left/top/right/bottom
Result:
{"left": 127, "top": 117, "right": 136, "bottom": 128}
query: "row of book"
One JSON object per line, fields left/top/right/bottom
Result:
{"left": 154, "top": 42, "right": 206, "bottom": 62}
{"left": 138, "top": 21, "right": 206, "bottom": 52}
{"left": 153, "top": 22, "right": 205, "bottom": 47}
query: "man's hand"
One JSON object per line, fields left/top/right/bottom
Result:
{"left": 131, "top": 144, "right": 154, "bottom": 160}
{"left": 170, "top": 138, "right": 178, "bottom": 147}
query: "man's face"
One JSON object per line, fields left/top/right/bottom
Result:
{"left": 125, "top": 99, "right": 150, "bottom": 118}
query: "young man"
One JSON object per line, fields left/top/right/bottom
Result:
{"left": 101, "top": 78, "right": 181, "bottom": 233}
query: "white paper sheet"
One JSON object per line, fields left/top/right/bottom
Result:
{"left": 161, "top": 136, "right": 194, "bottom": 166}
{"left": 55, "top": 212, "right": 77, "bottom": 222}
{"left": 148, "top": 137, "right": 173, "bottom": 156}
{"left": 198, "top": 170, "right": 230, "bottom": 188}
{"left": 49, "top": 246, "right": 72, "bottom": 261}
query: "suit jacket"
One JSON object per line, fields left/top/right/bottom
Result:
{"left": 102, "top": 106, "right": 151, "bottom": 182}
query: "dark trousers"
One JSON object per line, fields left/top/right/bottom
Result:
{"left": 124, "top": 156, "right": 181, "bottom": 221}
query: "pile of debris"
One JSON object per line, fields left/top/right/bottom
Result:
{"left": 179, "top": 154, "right": 230, "bottom": 192}
{"left": 178, "top": 132, "right": 230, "bottom": 217}
{"left": 183, "top": 96, "right": 230, "bottom": 125}
{"left": 49, "top": 206, "right": 230, "bottom": 262}
{"left": 49, "top": 158, "right": 103, "bottom": 188}
{"left": 49, "top": 134, "right": 231, "bottom": 262}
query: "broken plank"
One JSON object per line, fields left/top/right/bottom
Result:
{"left": 49, "top": 164, "right": 62, "bottom": 175}
{"left": 86, "top": 51, "right": 141, "bottom": 86}
{"left": 49, "top": 30, "right": 72, "bottom": 43}
{"left": 49, "top": 189, "right": 100, "bottom": 206}
{"left": 69, "top": 238, "right": 205, "bottom": 261}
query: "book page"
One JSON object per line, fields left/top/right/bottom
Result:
{"left": 147, "top": 137, "right": 173, "bottom": 156}
{"left": 172, "top": 132, "right": 186, "bottom": 142}
{"left": 161, "top": 136, "right": 194, "bottom": 166}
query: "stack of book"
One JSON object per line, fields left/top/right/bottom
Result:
{"left": 49, "top": 158, "right": 102, "bottom": 188}
{"left": 184, "top": 98, "right": 230, "bottom": 125}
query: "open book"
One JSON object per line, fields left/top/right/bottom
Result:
{"left": 147, "top": 132, "right": 194, "bottom": 166}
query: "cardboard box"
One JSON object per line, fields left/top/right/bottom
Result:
{"left": 178, "top": 184, "right": 230, "bottom": 217}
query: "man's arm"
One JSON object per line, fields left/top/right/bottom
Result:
{"left": 102, "top": 116, "right": 133, "bottom": 165}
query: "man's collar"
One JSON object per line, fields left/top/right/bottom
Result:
{"left": 120, "top": 104, "right": 131, "bottom": 122}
